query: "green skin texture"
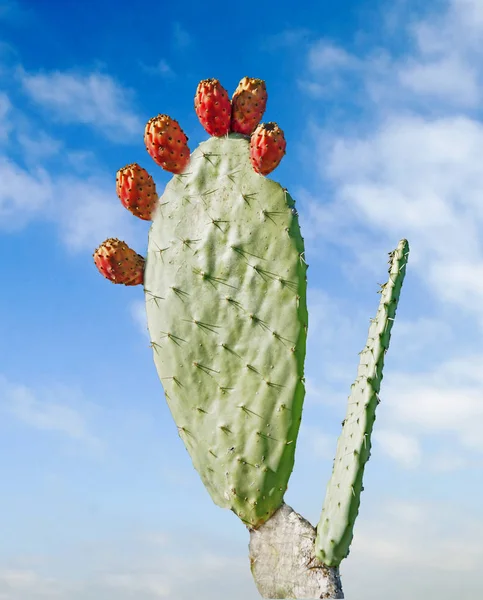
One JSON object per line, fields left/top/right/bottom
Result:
{"left": 144, "top": 133, "right": 308, "bottom": 529}
{"left": 314, "top": 239, "right": 410, "bottom": 566}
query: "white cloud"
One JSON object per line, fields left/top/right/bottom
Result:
{"left": 0, "top": 155, "right": 144, "bottom": 251}
{"left": 398, "top": 55, "right": 479, "bottom": 105}
{"left": 299, "top": 423, "right": 337, "bottom": 459}
{"left": 426, "top": 451, "right": 469, "bottom": 472}
{"left": 0, "top": 569, "right": 64, "bottom": 598}
{"left": 140, "top": 59, "right": 174, "bottom": 77}
{"left": 0, "top": 89, "right": 61, "bottom": 161}
{"left": 308, "top": 40, "right": 359, "bottom": 71}
{"left": 307, "top": 113, "right": 483, "bottom": 324}
{"left": 0, "top": 536, "right": 254, "bottom": 600}
{"left": 53, "top": 174, "right": 145, "bottom": 254}
{"left": 384, "top": 371, "right": 483, "bottom": 452}
{"left": 0, "top": 376, "right": 102, "bottom": 452}
{"left": 300, "top": 0, "right": 483, "bottom": 111}
{"left": 393, "top": 316, "right": 452, "bottom": 356}
{"left": 0, "top": 157, "right": 53, "bottom": 230}
{"left": 348, "top": 498, "right": 483, "bottom": 578}
{"left": 337, "top": 354, "right": 481, "bottom": 469}
{"left": 412, "top": 0, "right": 483, "bottom": 55}
{"left": 307, "top": 288, "right": 362, "bottom": 350}
{"left": 16, "top": 130, "right": 62, "bottom": 162}
{"left": 382, "top": 499, "right": 426, "bottom": 525}
{"left": 19, "top": 70, "right": 143, "bottom": 141}
{"left": 2, "top": 498, "right": 481, "bottom": 600}
{"left": 172, "top": 22, "right": 191, "bottom": 48}
{"left": 0, "top": 66, "right": 150, "bottom": 252}
{"left": 373, "top": 429, "right": 422, "bottom": 468}
{"left": 103, "top": 573, "right": 171, "bottom": 598}
{"left": 296, "top": 0, "right": 483, "bottom": 481}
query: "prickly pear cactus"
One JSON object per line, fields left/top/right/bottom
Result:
{"left": 145, "top": 133, "right": 307, "bottom": 528}
{"left": 95, "top": 77, "right": 307, "bottom": 529}
{"left": 93, "top": 76, "right": 410, "bottom": 598}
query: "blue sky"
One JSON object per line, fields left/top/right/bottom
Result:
{"left": 1, "top": 0, "right": 483, "bottom": 597}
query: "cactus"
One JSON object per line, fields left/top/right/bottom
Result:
{"left": 315, "top": 239, "right": 410, "bottom": 567}
{"left": 93, "top": 76, "right": 409, "bottom": 599}
{"left": 144, "top": 131, "right": 307, "bottom": 528}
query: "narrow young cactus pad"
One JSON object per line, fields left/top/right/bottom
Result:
{"left": 314, "top": 239, "right": 409, "bottom": 566}
{"left": 144, "top": 133, "right": 308, "bottom": 528}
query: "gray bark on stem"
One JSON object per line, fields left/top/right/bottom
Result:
{"left": 248, "top": 503, "right": 344, "bottom": 599}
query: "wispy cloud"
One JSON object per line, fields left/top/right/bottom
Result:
{"left": 0, "top": 533, "right": 253, "bottom": 600}
{"left": 1, "top": 497, "right": 481, "bottom": 600}
{"left": 19, "top": 69, "right": 143, "bottom": 141}
{"left": 102, "top": 573, "right": 171, "bottom": 598}
{"left": 298, "top": 423, "right": 337, "bottom": 459}
{"left": 0, "top": 568, "right": 65, "bottom": 598}
{"left": 0, "top": 65, "right": 149, "bottom": 250}
{"left": 0, "top": 154, "right": 144, "bottom": 251}
{"left": 383, "top": 358, "right": 483, "bottom": 452}
{"left": 306, "top": 113, "right": 483, "bottom": 324}
{"left": 298, "top": 2, "right": 483, "bottom": 325}
{"left": 0, "top": 157, "right": 53, "bottom": 230}
{"left": 53, "top": 174, "right": 145, "bottom": 254}
{"left": 172, "top": 22, "right": 191, "bottom": 49}
{"left": 373, "top": 429, "right": 422, "bottom": 469}
{"left": 304, "top": 281, "right": 483, "bottom": 465}
{"left": 397, "top": 55, "right": 479, "bottom": 106}
{"left": 16, "top": 130, "right": 62, "bottom": 163}
{"left": 308, "top": 40, "right": 360, "bottom": 71}
{"left": 348, "top": 498, "right": 483, "bottom": 576}
{"left": 140, "top": 59, "right": 174, "bottom": 77}
{"left": 298, "top": 0, "right": 483, "bottom": 110}
{"left": 0, "top": 376, "right": 102, "bottom": 452}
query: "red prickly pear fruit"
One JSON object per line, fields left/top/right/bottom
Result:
{"left": 116, "top": 163, "right": 158, "bottom": 221}
{"left": 194, "top": 78, "right": 231, "bottom": 137}
{"left": 231, "top": 77, "right": 268, "bottom": 135}
{"left": 93, "top": 238, "right": 145, "bottom": 286}
{"left": 144, "top": 115, "right": 190, "bottom": 174}
{"left": 250, "top": 122, "right": 286, "bottom": 176}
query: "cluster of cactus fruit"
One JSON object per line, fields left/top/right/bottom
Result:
{"left": 93, "top": 75, "right": 409, "bottom": 581}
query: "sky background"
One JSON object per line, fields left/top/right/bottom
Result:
{"left": 1, "top": 0, "right": 482, "bottom": 598}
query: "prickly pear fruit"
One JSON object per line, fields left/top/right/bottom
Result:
{"left": 144, "top": 115, "right": 190, "bottom": 174}
{"left": 116, "top": 163, "right": 158, "bottom": 221}
{"left": 250, "top": 122, "right": 286, "bottom": 175}
{"left": 93, "top": 238, "right": 145, "bottom": 286}
{"left": 194, "top": 78, "right": 231, "bottom": 137}
{"left": 231, "top": 77, "right": 267, "bottom": 135}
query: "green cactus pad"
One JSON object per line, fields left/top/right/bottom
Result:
{"left": 314, "top": 239, "right": 410, "bottom": 566}
{"left": 144, "top": 134, "right": 308, "bottom": 528}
